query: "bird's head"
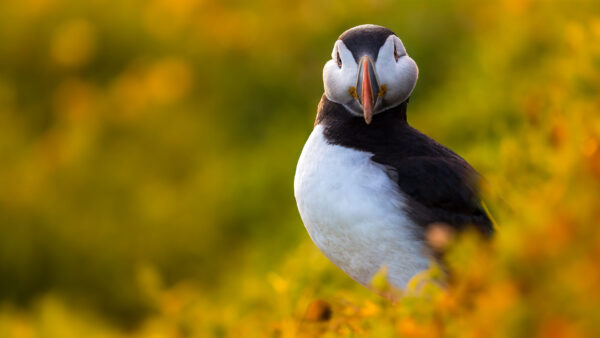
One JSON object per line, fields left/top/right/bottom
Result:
{"left": 323, "top": 24, "right": 418, "bottom": 124}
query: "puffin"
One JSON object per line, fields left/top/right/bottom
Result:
{"left": 294, "top": 24, "right": 493, "bottom": 290}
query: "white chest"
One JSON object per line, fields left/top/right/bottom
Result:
{"left": 294, "top": 125, "right": 429, "bottom": 288}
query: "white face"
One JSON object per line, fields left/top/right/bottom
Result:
{"left": 323, "top": 35, "right": 418, "bottom": 119}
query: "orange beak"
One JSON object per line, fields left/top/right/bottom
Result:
{"left": 356, "top": 56, "right": 380, "bottom": 125}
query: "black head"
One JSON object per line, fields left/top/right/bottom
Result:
{"left": 339, "top": 25, "right": 396, "bottom": 63}
{"left": 323, "top": 24, "right": 418, "bottom": 124}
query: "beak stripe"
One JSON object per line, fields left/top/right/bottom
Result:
{"left": 361, "top": 57, "right": 374, "bottom": 124}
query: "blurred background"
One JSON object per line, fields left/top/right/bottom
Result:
{"left": 1, "top": 0, "right": 600, "bottom": 336}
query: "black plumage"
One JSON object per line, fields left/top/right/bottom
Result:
{"left": 316, "top": 95, "right": 493, "bottom": 237}
{"left": 339, "top": 25, "right": 395, "bottom": 62}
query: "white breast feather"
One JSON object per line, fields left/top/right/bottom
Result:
{"left": 294, "top": 125, "right": 430, "bottom": 289}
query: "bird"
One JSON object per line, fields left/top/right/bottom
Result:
{"left": 294, "top": 24, "right": 493, "bottom": 290}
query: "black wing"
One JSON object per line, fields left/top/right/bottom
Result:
{"left": 371, "top": 154, "right": 493, "bottom": 236}
{"left": 315, "top": 96, "right": 494, "bottom": 236}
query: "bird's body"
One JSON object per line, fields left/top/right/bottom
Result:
{"left": 295, "top": 123, "right": 428, "bottom": 287}
{"left": 294, "top": 25, "right": 492, "bottom": 290}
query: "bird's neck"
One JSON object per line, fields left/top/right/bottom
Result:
{"left": 315, "top": 95, "right": 410, "bottom": 148}
{"left": 316, "top": 95, "right": 409, "bottom": 126}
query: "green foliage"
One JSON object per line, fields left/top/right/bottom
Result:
{"left": 0, "top": 0, "right": 600, "bottom": 336}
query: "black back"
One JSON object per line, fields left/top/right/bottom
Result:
{"left": 316, "top": 95, "right": 493, "bottom": 237}
{"left": 339, "top": 25, "right": 395, "bottom": 62}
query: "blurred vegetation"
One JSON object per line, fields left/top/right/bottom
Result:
{"left": 0, "top": 0, "right": 599, "bottom": 336}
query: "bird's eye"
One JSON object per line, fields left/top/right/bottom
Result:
{"left": 336, "top": 51, "right": 342, "bottom": 68}
{"left": 394, "top": 45, "right": 400, "bottom": 62}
